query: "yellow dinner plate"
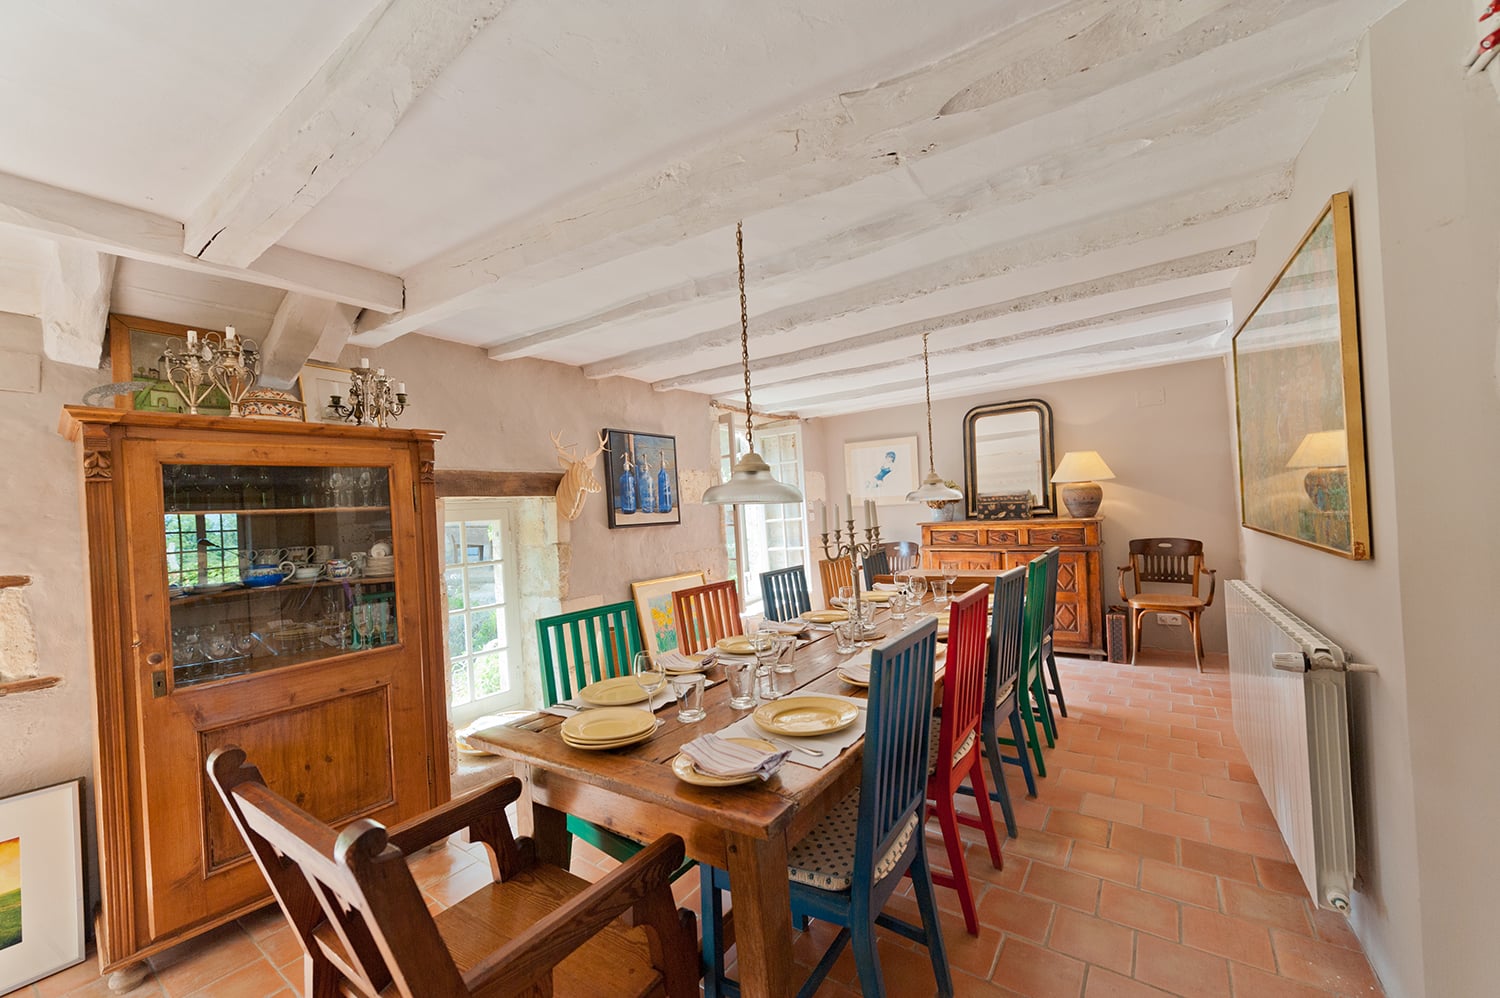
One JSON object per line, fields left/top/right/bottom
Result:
{"left": 753, "top": 696, "right": 860, "bottom": 737}
{"left": 672, "top": 738, "right": 780, "bottom": 787}
{"left": 561, "top": 707, "right": 656, "bottom": 743}
{"left": 801, "top": 610, "right": 849, "bottom": 624}
{"left": 716, "top": 636, "right": 757, "bottom": 656}
{"left": 562, "top": 727, "right": 656, "bottom": 751}
{"left": 578, "top": 676, "right": 650, "bottom": 706}
{"left": 861, "top": 590, "right": 893, "bottom": 603}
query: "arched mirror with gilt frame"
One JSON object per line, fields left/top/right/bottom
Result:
{"left": 961, "top": 399, "right": 1057, "bottom": 519}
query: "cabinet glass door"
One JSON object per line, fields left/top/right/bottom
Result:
{"left": 162, "top": 463, "right": 400, "bottom": 688}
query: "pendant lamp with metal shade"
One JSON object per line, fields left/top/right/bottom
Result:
{"left": 702, "top": 223, "right": 805, "bottom": 507}
{"left": 906, "top": 332, "right": 964, "bottom": 504}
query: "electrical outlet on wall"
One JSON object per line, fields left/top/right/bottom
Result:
{"left": 1156, "top": 613, "right": 1184, "bottom": 626}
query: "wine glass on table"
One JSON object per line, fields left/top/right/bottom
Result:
{"left": 633, "top": 651, "right": 666, "bottom": 714}
{"left": 907, "top": 575, "right": 927, "bottom": 610}
{"left": 836, "top": 585, "right": 853, "bottom": 609}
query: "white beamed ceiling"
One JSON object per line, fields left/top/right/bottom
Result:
{"left": 0, "top": 0, "right": 1399, "bottom": 415}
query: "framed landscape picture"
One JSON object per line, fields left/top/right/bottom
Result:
{"left": 845, "top": 436, "right": 919, "bottom": 506}
{"left": 0, "top": 780, "right": 84, "bottom": 993}
{"left": 1233, "top": 192, "right": 1371, "bottom": 560}
{"left": 106, "top": 314, "right": 232, "bottom": 415}
{"left": 602, "top": 429, "right": 681, "bottom": 528}
{"left": 297, "top": 362, "right": 354, "bottom": 424}
{"left": 630, "top": 571, "right": 706, "bottom": 659}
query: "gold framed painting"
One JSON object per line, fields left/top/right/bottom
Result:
{"left": 106, "top": 314, "right": 231, "bottom": 415}
{"left": 1232, "top": 192, "right": 1371, "bottom": 559}
{"left": 297, "top": 361, "right": 354, "bottom": 424}
{"left": 630, "top": 571, "right": 707, "bottom": 659}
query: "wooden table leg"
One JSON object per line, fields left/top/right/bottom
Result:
{"left": 724, "top": 830, "right": 793, "bottom": 998}
{"left": 526, "top": 768, "right": 572, "bottom": 870}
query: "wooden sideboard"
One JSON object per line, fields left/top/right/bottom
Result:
{"left": 921, "top": 517, "right": 1105, "bottom": 658}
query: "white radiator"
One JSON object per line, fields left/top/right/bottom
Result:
{"left": 1225, "top": 580, "right": 1356, "bottom": 912}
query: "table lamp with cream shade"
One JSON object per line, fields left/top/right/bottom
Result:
{"left": 1050, "top": 451, "right": 1115, "bottom": 518}
{"left": 1287, "top": 429, "right": 1349, "bottom": 511}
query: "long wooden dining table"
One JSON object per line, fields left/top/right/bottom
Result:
{"left": 468, "top": 597, "right": 945, "bottom": 998}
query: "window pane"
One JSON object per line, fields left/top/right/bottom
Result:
{"left": 444, "top": 568, "right": 464, "bottom": 611}
{"left": 447, "top": 614, "right": 467, "bottom": 656}
{"left": 468, "top": 608, "right": 501, "bottom": 653}
{"left": 766, "top": 521, "right": 785, "bottom": 549}
{"left": 444, "top": 523, "right": 463, "bottom": 565}
{"left": 463, "top": 520, "right": 499, "bottom": 562}
{"left": 465, "top": 564, "right": 499, "bottom": 608}
{"left": 472, "top": 651, "right": 508, "bottom": 698}
{"left": 785, "top": 520, "right": 803, "bottom": 547}
{"left": 450, "top": 659, "right": 471, "bottom": 706}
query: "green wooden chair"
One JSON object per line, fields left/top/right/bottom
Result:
{"left": 535, "top": 602, "right": 692, "bottom": 876}
{"left": 1018, "top": 556, "right": 1055, "bottom": 777}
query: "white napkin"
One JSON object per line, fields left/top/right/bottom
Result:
{"left": 719, "top": 694, "right": 868, "bottom": 770}
{"left": 680, "top": 731, "right": 791, "bottom": 780}
{"left": 656, "top": 649, "right": 716, "bottom": 672}
{"left": 838, "top": 652, "right": 873, "bottom": 684}
{"left": 872, "top": 582, "right": 902, "bottom": 591}
{"left": 756, "top": 619, "right": 807, "bottom": 635}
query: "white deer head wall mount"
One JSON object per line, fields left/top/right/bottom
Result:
{"left": 551, "top": 430, "right": 609, "bottom": 521}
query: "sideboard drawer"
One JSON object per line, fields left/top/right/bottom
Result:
{"left": 933, "top": 551, "right": 1002, "bottom": 572}
{"left": 928, "top": 529, "right": 981, "bottom": 546}
{"left": 985, "top": 528, "right": 1023, "bottom": 546}
{"left": 1026, "top": 526, "right": 1087, "bottom": 546}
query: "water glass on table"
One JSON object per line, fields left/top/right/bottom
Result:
{"left": 773, "top": 633, "right": 797, "bottom": 674}
{"left": 668, "top": 673, "right": 706, "bottom": 723}
{"left": 723, "top": 659, "right": 758, "bottom": 709}
{"left": 833, "top": 620, "right": 858, "bottom": 654}
{"left": 633, "top": 651, "right": 666, "bottom": 712}
{"left": 836, "top": 585, "right": 854, "bottom": 609}
{"left": 889, "top": 591, "right": 909, "bottom": 622}
{"left": 931, "top": 578, "right": 949, "bottom": 607}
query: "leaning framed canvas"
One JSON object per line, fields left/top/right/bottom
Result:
{"left": 602, "top": 429, "right": 681, "bottom": 528}
{"left": 0, "top": 780, "right": 85, "bottom": 993}
{"left": 630, "top": 571, "right": 706, "bottom": 659}
{"left": 106, "top": 314, "right": 232, "bottom": 415}
{"left": 297, "top": 362, "right": 354, "bottom": 424}
{"left": 845, "top": 436, "right": 919, "bottom": 506}
{"left": 1233, "top": 191, "right": 1371, "bottom": 559}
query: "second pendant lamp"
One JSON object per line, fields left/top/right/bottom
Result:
{"left": 906, "top": 333, "right": 964, "bottom": 504}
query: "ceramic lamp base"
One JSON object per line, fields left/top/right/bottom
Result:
{"left": 1059, "top": 481, "right": 1103, "bottom": 518}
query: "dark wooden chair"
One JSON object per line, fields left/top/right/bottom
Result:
{"left": 671, "top": 579, "right": 742, "bottom": 655}
{"left": 882, "top": 540, "right": 921, "bottom": 574}
{"left": 1038, "top": 546, "right": 1068, "bottom": 720}
{"left": 207, "top": 747, "right": 699, "bottom": 998}
{"left": 861, "top": 547, "right": 891, "bottom": 589}
{"left": 760, "top": 564, "right": 811, "bottom": 622}
{"left": 1117, "top": 538, "right": 1217, "bottom": 671}
{"left": 959, "top": 565, "right": 1035, "bottom": 824}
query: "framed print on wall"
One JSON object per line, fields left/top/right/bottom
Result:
{"left": 106, "top": 314, "right": 232, "bottom": 415}
{"left": 630, "top": 571, "right": 706, "bottom": 659}
{"left": 1233, "top": 191, "right": 1371, "bottom": 560}
{"left": 845, "top": 436, "right": 919, "bottom": 506}
{"left": 0, "top": 780, "right": 85, "bottom": 993}
{"left": 297, "top": 362, "right": 354, "bottom": 424}
{"left": 602, "top": 429, "right": 681, "bottom": 528}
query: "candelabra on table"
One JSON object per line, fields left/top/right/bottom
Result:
{"left": 327, "top": 363, "right": 409, "bottom": 428}
{"left": 160, "top": 327, "right": 260, "bottom": 415}
{"left": 819, "top": 506, "right": 881, "bottom": 638}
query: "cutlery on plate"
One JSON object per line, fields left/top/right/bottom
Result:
{"left": 764, "top": 735, "right": 824, "bottom": 757}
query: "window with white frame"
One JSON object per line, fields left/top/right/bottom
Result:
{"left": 442, "top": 498, "right": 524, "bottom": 723}
{"left": 718, "top": 417, "right": 809, "bottom": 613}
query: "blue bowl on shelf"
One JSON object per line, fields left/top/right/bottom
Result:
{"left": 241, "top": 564, "right": 290, "bottom": 588}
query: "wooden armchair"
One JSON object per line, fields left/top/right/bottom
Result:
{"left": 670, "top": 579, "right": 741, "bottom": 655}
{"left": 1117, "top": 538, "right": 1217, "bottom": 671}
{"left": 817, "top": 556, "right": 855, "bottom": 608}
{"left": 207, "top": 747, "right": 699, "bottom": 998}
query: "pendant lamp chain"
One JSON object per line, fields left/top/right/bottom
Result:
{"left": 738, "top": 221, "right": 754, "bottom": 454}
{"left": 923, "top": 332, "right": 937, "bottom": 475}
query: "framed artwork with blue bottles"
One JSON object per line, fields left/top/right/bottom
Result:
{"left": 602, "top": 428, "right": 681, "bottom": 528}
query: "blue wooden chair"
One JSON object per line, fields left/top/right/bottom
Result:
{"left": 536, "top": 603, "right": 693, "bottom": 878}
{"left": 1039, "top": 546, "right": 1069, "bottom": 719}
{"left": 861, "top": 547, "right": 890, "bottom": 589}
{"left": 957, "top": 566, "right": 1034, "bottom": 831}
{"left": 760, "top": 564, "right": 811, "bottom": 622}
{"left": 701, "top": 620, "right": 953, "bottom": 998}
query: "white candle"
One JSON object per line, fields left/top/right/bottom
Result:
{"left": 186, "top": 330, "right": 197, "bottom": 345}
{"left": 397, "top": 382, "right": 406, "bottom": 394}
{"left": 225, "top": 326, "right": 236, "bottom": 343}
{"left": 845, "top": 493, "right": 853, "bottom": 521}
{"left": 360, "top": 358, "right": 370, "bottom": 369}
{"left": 377, "top": 367, "right": 385, "bottom": 377}
{"left": 833, "top": 504, "right": 839, "bottom": 529}
{"left": 873, "top": 501, "right": 880, "bottom": 529}
{"left": 820, "top": 502, "right": 827, "bottom": 533}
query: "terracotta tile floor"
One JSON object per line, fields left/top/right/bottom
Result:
{"left": 23, "top": 652, "right": 1385, "bottom": 997}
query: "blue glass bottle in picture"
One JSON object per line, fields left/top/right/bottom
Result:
{"left": 618, "top": 454, "right": 637, "bottom": 514}
{"left": 657, "top": 456, "right": 673, "bottom": 513}
{"left": 637, "top": 452, "right": 653, "bottom": 512}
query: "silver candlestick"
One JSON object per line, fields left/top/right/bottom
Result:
{"left": 820, "top": 517, "right": 882, "bottom": 634}
{"left": 327, "top": 364, "right": 409, "bottom": 428}
{"left": 160, "top": 331, "right": 220, "bottom": 415}
{"left": 207, "top": 328, "right": 260, "bottom": 416}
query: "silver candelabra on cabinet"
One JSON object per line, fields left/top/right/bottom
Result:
{"left": 327, "top": 363, "right": 409, "bottom": 428}
{"left": 820, "top": 509, "right": 881, "bottom": 628}
{"left": 160, "top": 327, "right": 260, "bottom": 415}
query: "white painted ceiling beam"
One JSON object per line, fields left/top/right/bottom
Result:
{"left": 357, "top": 0, "right": 1355, "bottom": 346}
{"left": 39, "top": 241, "right": 115, "bottom": 368}
{"left": 0, "top": 172, "right": 403, "bottom": 312}
{"left": 185, "top": 0, "right": 509, "bottom": 267}
{"left": 258, "top": 294, "right": 359, "bottom": 388}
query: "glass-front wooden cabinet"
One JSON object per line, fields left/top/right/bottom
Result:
{"left": 61, "top": 407, "right": 450, "bottom": 975}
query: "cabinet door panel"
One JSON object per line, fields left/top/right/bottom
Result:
{"left": 933, "top": 551, "right": 1001, "bottom": 572}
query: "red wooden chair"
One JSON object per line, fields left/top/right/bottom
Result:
{"left": 926, "top": 583, "right": 1004, "bottom": 935}
{"left": 671, "top": 579, "right": 742, "bottom": 655}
